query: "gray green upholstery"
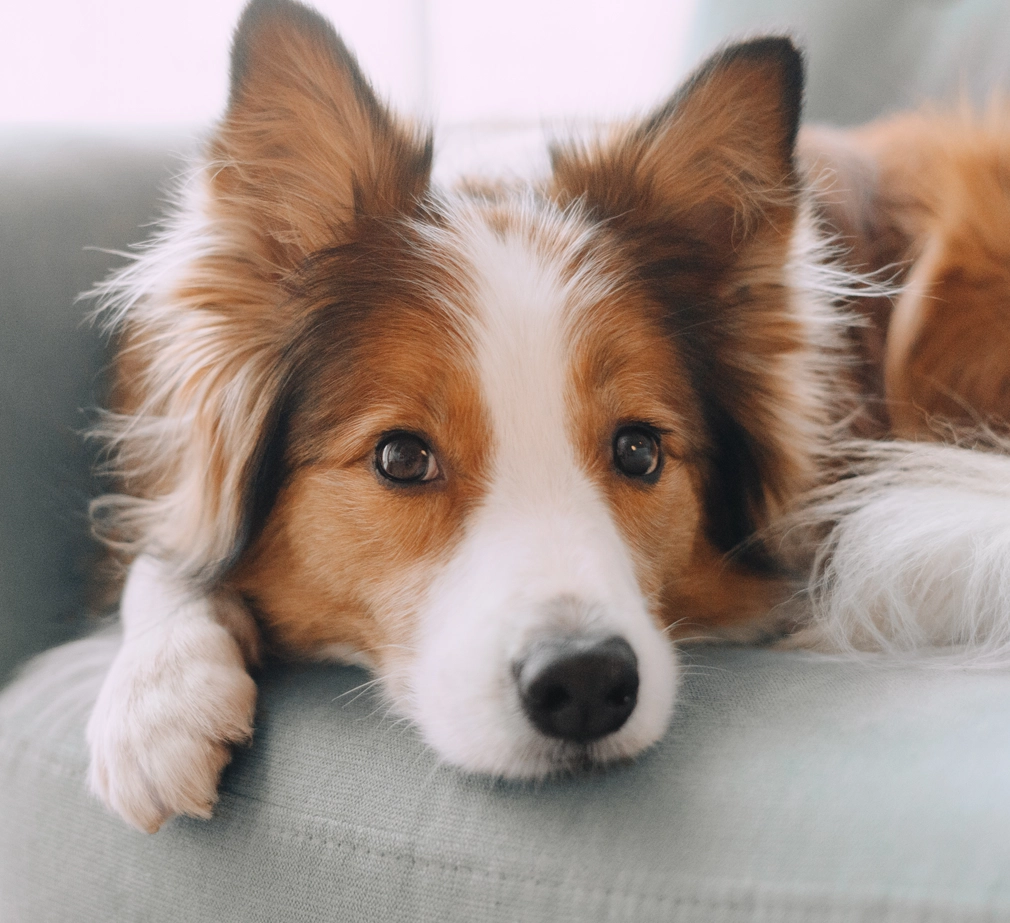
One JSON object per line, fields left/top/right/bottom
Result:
{"left": 0, "top": 133, "right": 185, "bottom": 685}
{"left": 4, "top": 1, "right": 1010, "bottom": 920}
{"left": 6, "top": 634, "right": 1010, "bottom": 922}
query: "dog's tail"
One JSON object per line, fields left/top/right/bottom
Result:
{"left": 774, "top": 438, "right": 1010, "bottom": 663}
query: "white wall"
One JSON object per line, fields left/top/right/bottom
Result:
{"left": 0, "top": 0, "right": 696, "bottom": 129}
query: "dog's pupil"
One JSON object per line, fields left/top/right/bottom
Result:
{"left": 613, "top": 427, "right": 659, "bottom": 478}
{"left": 378, "top": 435, "right": 431, "bottom": 482}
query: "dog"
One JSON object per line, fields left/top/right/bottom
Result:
{"left": 85, "top": 0, "right": 1010, "bottom": 834}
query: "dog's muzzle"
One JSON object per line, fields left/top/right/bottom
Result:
{"left": 514, "top": 635, "right": 639, "bottom": 742}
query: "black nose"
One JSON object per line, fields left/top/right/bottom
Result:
{"left": 515, "top": 635, "right": 639, "bottom": 743}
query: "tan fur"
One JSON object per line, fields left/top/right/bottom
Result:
{"left": 566, "top": 276, "right": 789, "bottom": 636}
{"left": 230, "top": 255, "right": 490, "bottom": 661}
{"left": 94, "top": 0, "right": 432, "bottom": 588}
{"left": 550, "top": 43, "right": 834, "bottom": 547}
{"left": 802, "top": 106, "right": 1010, "bottom": 439}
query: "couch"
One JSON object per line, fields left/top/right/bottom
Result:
{"left": 3, "top": 1, "right": 1010, "bottom": 920}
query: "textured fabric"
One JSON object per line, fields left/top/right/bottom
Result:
{"left": 684, "top": 0, "right": 1010, "bottom": 125}
{"left": 4, "top": 635, "right": 1010, "bottom": 922}
{"left": 0, "top": 133, "right": 187, "bottom": 684}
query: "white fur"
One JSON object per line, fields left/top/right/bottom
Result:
{"left": 84, "top": 164, "right": 288, "bottom": 833}
{"left": 86, "top": 556, "right": 258, "bottom": 832}
{"left": 405, "top": 201, "right": 677, "bottom": 776}
{"left": 782, "top": 442, "right": 1010, "bottom": 664}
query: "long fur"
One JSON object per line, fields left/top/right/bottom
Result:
{"left": 783, "top": 100, "right": 1010, "bottom": 665}
{"left": 87, "top": 174, "right": 282, "bottom": 585}
{"left": 774, "top": 439, "right": 1010, "bottom": 663}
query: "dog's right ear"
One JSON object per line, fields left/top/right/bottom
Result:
{"left": 94, "top": 1, "right": 432, "bottom": 586}
{"left": 213, "top": 0, "right": 432, "bottom": 269}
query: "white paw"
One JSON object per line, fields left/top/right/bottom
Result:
{"left": 87, "top": 615, "right": 257, "bottom": 833}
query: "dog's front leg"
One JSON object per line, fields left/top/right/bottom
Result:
{"left": 86, "top": 555, "right": 259, "bottom": 832}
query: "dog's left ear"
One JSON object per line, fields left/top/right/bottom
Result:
{"left": 551, "top": 37, "right": 802, "bottom": 253}
{"left": 552, "top": 38, "right": 817, "bottom": 553}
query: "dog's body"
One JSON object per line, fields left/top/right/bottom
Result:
{"left": 84, "top": 0, "right": 1010, "bottom": 833}
{"left": 801, "top": 106, "right": 1010, "bottom": 439}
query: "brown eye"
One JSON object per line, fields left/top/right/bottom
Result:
{"left": 613, "top": 426, "right": 661, "bottom": 479}
{"left": 376, "top": 433, "right": 439, "bottom": 483}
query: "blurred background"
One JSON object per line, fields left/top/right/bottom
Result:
{"left": 3, "top": 0, "right": 1010, "bottom": 685}
{"left": 4, "top": 0, "right": 1008, "bottom": 138}
{"left": 0, "top": 0, "right": 698, "bottom": 130}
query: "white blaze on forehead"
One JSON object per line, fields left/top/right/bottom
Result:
{"left": 454, "top": 204, "right": 606, "bottom": 504}
{"left": 473, "top": 239, "right": 573, "bottom": 489}
{"left": 444, "top": 200, "right": 648, "bottom": 606}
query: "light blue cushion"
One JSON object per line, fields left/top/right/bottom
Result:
{"left": 3, "top": 634, "right": 1010, "bottom": 922}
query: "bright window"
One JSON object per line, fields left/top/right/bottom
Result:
{"left": 1, "top": 0, "right": 697, "bottom": 128}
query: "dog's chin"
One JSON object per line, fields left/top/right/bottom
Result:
{"left": 395, "top": 642, "right": 680, "bottom": 781}
{"left": 413, "top": 701, "right": 676, "bottom": 781}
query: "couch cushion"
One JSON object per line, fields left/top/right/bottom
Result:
{"left": 3, "top": 634, "right": 1010, "bottom": 922}
{"left": 0, "top": 133, "right": 189, "bottom": 684}
{"left": 683, "top": 0, "right": 1010, "bottom": 125}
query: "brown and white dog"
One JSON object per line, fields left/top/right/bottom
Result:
{"left": 85, "top": 0, "right": 1010, "bottom": 833}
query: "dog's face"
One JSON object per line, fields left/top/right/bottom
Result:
{"left": 122, "top": 1, "right": 829, "bottom": 777}
{"left": 239, "top": 197, "right": 703, "bottom": 772}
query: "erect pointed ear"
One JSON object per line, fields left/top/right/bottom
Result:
{"left": 551, "top": 39, "right": 816, "bottom": 555}
{"left": 211, "top": 0, "right": 432, "bottom": 268}
{"left": 551, "top": 36, "right": 803, "bottom": 249}
{"left": 95, "top": 2, "right": 433, "bottom": 586}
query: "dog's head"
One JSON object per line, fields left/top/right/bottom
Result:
{"left": 103, "top": 0, "right": 833, "bottom": 776}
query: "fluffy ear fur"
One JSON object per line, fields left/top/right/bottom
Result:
{"left": 551, "top": 38, "right": 834, "bottom": 553}
{"left": 553, "top": 38, "right": 804, "bottom": 252}
{"left": 798, "top": 125, "right": 910, "bottom": 424}
{"left": 93, "top": 0, "right": 432, "bottom": 584}
{"left": 217, "top": 0, "right": 432, "bottom": 266}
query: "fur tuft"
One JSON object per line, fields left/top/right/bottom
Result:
{"left": 87, "top": 171, "right": 289, "bottom": 585}
{"left": 776, "top": 440, "right": 1010, "bottom": 664}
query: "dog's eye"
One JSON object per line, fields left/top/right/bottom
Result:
{"left": 376, "top": 433, "right": 440, "bottom": 483}
{"left": 613, "top": 426, "right": 661, "bottom": 479}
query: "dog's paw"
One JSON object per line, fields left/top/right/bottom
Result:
{"left": 86, "top": 616, "right": 257, "bottom": 833}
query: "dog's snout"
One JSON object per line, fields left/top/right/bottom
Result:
{"left": 515, "top": 635, "right": 639, "bottom": 743}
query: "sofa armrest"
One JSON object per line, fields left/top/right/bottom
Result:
{"left": 0, "top": 132, "right": 188, "bottom": 683}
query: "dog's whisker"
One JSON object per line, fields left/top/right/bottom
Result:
{"left": 330, "top": 677, "right": 384, "bottom": 706}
